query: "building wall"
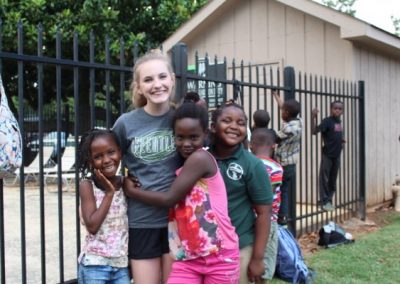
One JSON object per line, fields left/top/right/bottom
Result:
{"left": 181, "top": 0, "right": 400, "bottom": 206}
{"left": 354, "top": 45, "right": 400, "bottom": 206}
{"left": 186, "top": 0, "right": 354, "bottom": 79}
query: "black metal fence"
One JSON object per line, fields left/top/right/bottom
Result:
{"left": 172, "top": 43, "right": 366, "bottom": 235}
{"left": 0, "top": 24, "right": 365, "bottom": 284}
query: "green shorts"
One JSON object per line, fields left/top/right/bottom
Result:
{"left": 262, "top": 221, "right": 279, "bottom": 280}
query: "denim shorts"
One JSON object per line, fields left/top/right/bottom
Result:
{"left": 78, "top": 262, "right": 130, "bottom": 284}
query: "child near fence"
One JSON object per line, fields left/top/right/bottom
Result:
{"left": 250, "top": 128, "right": 283, "bottom": 283}
{"left": 272, "top": 91, "right": 302, "bottom": 226}
{"left": 76, "top": 129, "right": 130, "bottom": 283}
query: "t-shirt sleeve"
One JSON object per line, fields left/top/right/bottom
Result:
{"left": 112, "top": 117, "right": 128, "bottom": 155}
{"left": 247, "top": 159, "right": 273, "bottom": 205}
{"left": 317, "top": 118, "right": 329, "bottom": 133}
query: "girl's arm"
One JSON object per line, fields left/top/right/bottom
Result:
{"left": 124, "top": 150, "right": 215, "bottom": 207}
{"left": 247, "top": 204, "right": 271, "bottom": 283}
{"left": 79, "top": 170, "right": 115, "bottom": 235}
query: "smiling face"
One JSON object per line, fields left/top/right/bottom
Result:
{"left": 90, "top": 135, "right": 121, "bottom": 179}
{"left": 135, "top": 59, "right": 175, "bottom": 108}
{"left": 174, "top": 118, "right": 207, "bottom": 159}
{"left": 212, "top": 105, "right": 247, "bottom": 147}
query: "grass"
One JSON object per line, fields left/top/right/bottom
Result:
{"left": 270, "top": 211, "right": 400, "bottom": 284}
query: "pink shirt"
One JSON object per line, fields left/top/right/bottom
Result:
{"left": 169, "top": 149, "right": 238, "bottom": 260}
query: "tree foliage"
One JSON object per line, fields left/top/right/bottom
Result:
{"left": 0, "top": 0, "right": 208, "bottom": 125}
{"left": 322, "top": 0, "right": 356, "bottom": 16}
{"left": 391, "top": 16, "right": 400, "bottom": 36}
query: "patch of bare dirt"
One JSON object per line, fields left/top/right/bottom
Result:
{"left": 298, "top": 204, "right": 398, "bottom": 255}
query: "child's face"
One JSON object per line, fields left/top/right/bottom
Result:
{"left": 136, "top": 59, "right": 175, "bottom": 107}
{"left": 211, "top": 106, "right": 247, "bottom": 147}
{"left": 174, "top": 118, "right": 207, "bottom": 159}
{"left": 90, "top": 135, "right": 121, "bottom": 179}
{"left": 331, "top": 103, "right": 343, "bottom": 118}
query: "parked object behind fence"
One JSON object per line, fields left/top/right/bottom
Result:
{"left": 0, "top": 75, "right": 22, "bottom": 178}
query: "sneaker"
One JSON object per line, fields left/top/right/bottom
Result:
{"left": 322, "top": 202, "right": 335, "bottom": 212}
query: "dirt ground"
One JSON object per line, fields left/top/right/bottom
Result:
{"left": 298, "top": 203, "right": 398, "bottom": 255}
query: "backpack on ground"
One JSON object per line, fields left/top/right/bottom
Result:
{"left": 0, "top": 75, "right": 22, "bottom": 178}
{"left": 318, "top": 221, "right": 354, "bottom": 248}
{"left": 275, "top": 225, "right": 314, "bottom": 284}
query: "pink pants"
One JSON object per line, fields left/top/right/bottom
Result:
{"left": 167, "top": 248, "right": 240, "bottom": 284}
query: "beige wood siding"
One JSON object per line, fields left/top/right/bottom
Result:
{"left": 354, "top": 45, "right": 400, "bottom": 206}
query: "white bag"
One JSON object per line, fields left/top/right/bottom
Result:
{"left": 0, "top": 75, "right": 22, "bottom": 178}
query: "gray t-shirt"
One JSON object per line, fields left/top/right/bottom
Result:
{"left": 113, "top": 108, "right": 181, "bottom": 228}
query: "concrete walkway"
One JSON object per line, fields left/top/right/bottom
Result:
{"left": 2, "top": 183, "right": 83, "bottom": 283}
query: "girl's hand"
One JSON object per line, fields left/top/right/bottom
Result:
{"left": 123, "top": 175, "right": 142, "bottom": 196}
{"left": 94, "top": 169, "right": 115, "bottom": 195}
{"left": 247, "top": 258, "right": 265, "bottom": 283}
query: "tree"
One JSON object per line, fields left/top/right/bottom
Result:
{"left": 322, "top": 0, "right": 356, "bottom": 16}
{"left": 0, "top": 0, "right": 208, "bottom": 130}
{"left": 391, "top": 16, "right": 400, "bottom": 36}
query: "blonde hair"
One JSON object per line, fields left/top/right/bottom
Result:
{"left": 131, "top": 49, "right": 175, "bottom": 108}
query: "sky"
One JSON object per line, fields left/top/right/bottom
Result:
{"left": 314, "top": 0, "right": 400, "bottom": 34}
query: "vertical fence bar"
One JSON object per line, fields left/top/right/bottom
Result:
{"left": 171, "top": 43, "right": 188, "bottom": 104}
{"left": 223, "top": 57, "right": 227, "bottom": 102}
{"left": 358, "top": 81, "right": 366, "bottom": 220}
{"left": 37, "top": 23, "right": 47, "bottom": 284}
{"left": 73, "top": 31, "right": 81, "bottom": 269}
{"left": 263, "top": 66, "right": 267, "bottom": 110}
{"left": 205, "top": 54, "right": 209, "bottom": 105}
{"left": 240, "top": 60, "right": 244, "bottom": 104}
{"left": 256, "top": 65, "right": 260, "bottom": 112}
{"left": 270, "top": 67, "right": 275, "bottom": 129}
{"left": 248, "top": 62, "right": 252, "bottom": 126}
{"left": 119, "top": 38, "right": 126, "bottom": 114}
{"left": 232, "top": 59, "right": 236, "bottom": 101}
{"left": 17, "top": 20, "right": 27, "bottom": 284}
{"left": 352, "top": 82, "right": 357, "bottom": 212}
{"left": 55, "top": 28, "right": 65, "bottom": 283}
{"left": 345, "top": 81, "right": 350, "bottom": 218}
{"left": 0, "top": 179, "right": 4, "bottom": 284}
{"left": 89, "top": 31, "right": 96, "bottom": 128}
{"left": 195, "top": 51, "right": 199, "bottom": 93}
{"left": 214, "top": 55, "right": 218, "bottom": 106}
{"left": 1, "top": 18, "right": 8, "bottom": 281}
{"left": 105, "top": 36, "right": 111, "bottom": 129}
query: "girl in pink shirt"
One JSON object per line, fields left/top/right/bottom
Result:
{"left": 125, "top": 102, "right": 239, "bottom": 283}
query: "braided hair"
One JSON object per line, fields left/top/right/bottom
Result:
{"left": 76, "top": 128, "right": 121, "bottom": 179}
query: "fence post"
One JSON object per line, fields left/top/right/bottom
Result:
{"left": 284, "top": 66, "right": 295, "bottom": 100}
{"left": 171, "top": 43, "right": 188, "bottom": 103}
{"left": 358, "top": 80, "right": 366, "bottom": 220}
{"left": 283, "top": 66, "right": 298, "bottom": 235}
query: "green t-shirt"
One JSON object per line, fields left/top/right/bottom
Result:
{"left": 211, "top": 144, "right": 273, "bottom": 248}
